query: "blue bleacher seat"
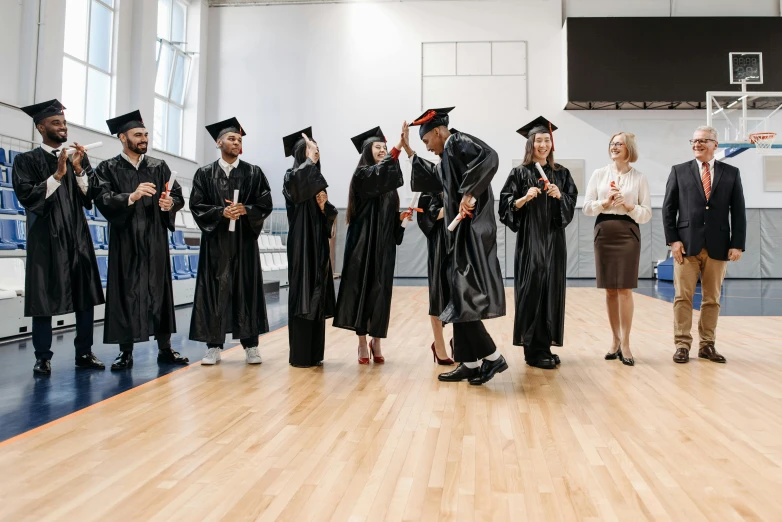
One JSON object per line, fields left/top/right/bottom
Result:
{"left": 0, "top": 220, "right": 25, "bottom": 249}
{"left": 171, "top": 230, "right": 190, "bottom": 250}
{"left": 97, "top": 256, "right": 108, "bottom": 288}
{"left": 0, "top": 148, "right": 7, "bottom": 166}
{"left": 188, "top": 254, "right": 199, "bottom": 275}
{"left": 0, "top": 191, "right": 18, "bottom": 215}
{"left": 93, "top": 206, "right": 107, "bottom": 222}
{"left": 0, "top": 167, "right": 11, "bottom": 189}
{"left": 89, "top": 225, "right": 108, "bottom": 250}
{"left": 171, "top": 255, "right": 192, "bottom": 279}
{"left": 7, "top": 151, "right": 22, "bottom": 165}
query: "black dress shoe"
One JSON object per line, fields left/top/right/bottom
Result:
{"left": 33, "top": 359, "right": 51, "bottom": 375}
{"left": 157, "top": 349, "right": 189, "bottom": 365}
{"left": 438, "top": 363, "right": 480, "bottom": 382}
{"left": 552, "top": 353, "right": 561, "bottom": 365}
{"left": 605, "top": 348, "right": 622, "bottom": 360}
{"left": 621, "top": 356, "right": 635, "bottom": 366}
{"left": 469, "top": 355, "right": 509, "bottom": 385}
{"left": 526, "top": 357, "right": 557, "bottom": 370}
{"left": 75, "top": 353, "right": 105, "bottom": 370}
{"left": 111, "top": 352, "right": 133, "bottom": 370}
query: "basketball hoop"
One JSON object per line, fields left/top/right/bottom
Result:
{"left": 749, "top": 132, "right": 777, "bottom": 152}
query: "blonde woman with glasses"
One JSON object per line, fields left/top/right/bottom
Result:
{"left": 583, "top": 132, "right": 651, "bottom": 365}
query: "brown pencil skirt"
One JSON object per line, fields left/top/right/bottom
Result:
{"left": 593, "top": 218, "right": 641, "bottom": 289}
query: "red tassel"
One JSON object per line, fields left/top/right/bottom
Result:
{"left": 412, "top": 110, "right": 437, "bottom": 126}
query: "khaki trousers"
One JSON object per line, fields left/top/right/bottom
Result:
{"left": 673, "top": 248, "right": 728, "bottom": 350}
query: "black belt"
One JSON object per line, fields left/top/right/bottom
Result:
{"left": 595, "top": 213, "right": 637, "bottom": 227}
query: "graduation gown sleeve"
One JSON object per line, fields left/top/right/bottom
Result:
{"left": 240, "top": 165, "right": 273, "bottom": 238}
{"left": 189, "top": 167, "right": 226, "bottom": 237}
{"left": 353, "top": 154, "right": 404, "bottom": 198}
{"left": 410, "top": 155, "right": 443, "bottom": 194}
{"left": 499, "top": 168, "right": 525, "bottom": 234}
{"left": 454, "top": 135, "right": 499, "bottom": 198}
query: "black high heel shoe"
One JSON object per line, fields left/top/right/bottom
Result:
{"left": 605, "top": 346, "right": 622, "bottom": 360}
{"left": 620, "top": 351, "right": 635, "bottom": 366}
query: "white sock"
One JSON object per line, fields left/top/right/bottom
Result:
{"left": 463, "top": 361, "right": 481, "bottom": 369}
{"left": 484, "top": 350, "right": 501, "bottom": 361}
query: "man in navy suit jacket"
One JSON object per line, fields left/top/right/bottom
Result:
{"left": 662, "top": 126, "right": 746, "bottom": 364}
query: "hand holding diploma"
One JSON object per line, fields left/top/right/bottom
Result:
{"left": 448, "top": 195, "right": 476, "bottom": 231}
{"left": 64, "top": 141, "right": 103, "bottom": 156}
{"left": 400, "top": 192, "right": 422, "bottom": 227}
{"left": 535, "top": 162, "right": 561, "bottom": 199}
{"left": 224, "top": 189, "right": 243, "bottom": 231}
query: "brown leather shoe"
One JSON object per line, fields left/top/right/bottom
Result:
{"left": 698, "top": 345, "right": 726, "bottom": 363}
{"left": 673, "top": 347, "right": 690, "bottom": 364}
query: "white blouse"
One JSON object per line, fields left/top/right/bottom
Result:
{"left": 582, "top": 165, "right": 652, "bottom": 224}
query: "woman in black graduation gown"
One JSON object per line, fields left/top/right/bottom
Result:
{"left": 499, "top": 117, "right": 577, "bottom": 370}
{"left": 332, "top": 125, "right": 411, "bottom": 364}
{"left": 417, "top": 191, "right": 454, "bottom": 365}
{"left": 282, "top": 128, "right": 338, "bottom": 368}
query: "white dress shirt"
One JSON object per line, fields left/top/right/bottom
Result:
{"left": 41, "top": 143, "right": 89, "bottom": 199}
{"left": 582, "top": 165, "right": 652, "bottom": 224}
{"left": 122, "top": 152, "right": 146, "bottom": 206}
{"left": 219, "top": 157, "right": 240, "bottom": 177}
{"left": 698, "top": 157, "right": 715, "bottom": 183}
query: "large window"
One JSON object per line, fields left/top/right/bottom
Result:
{"left": 154, "top": 0, "right": 191, "bottom": 156}
{"left": 62, "top": 0, "right": 116, "bottom": 130}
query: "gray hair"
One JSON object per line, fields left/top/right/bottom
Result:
{"left": 695, "top": 125, "right": 718, "bottom": 140}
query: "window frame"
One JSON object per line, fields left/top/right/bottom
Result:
{"left": 154, "top": 0, "right": 192, "bottom": 157}
{"left": 62, "top": 0, "right": 117, "bottom": 129}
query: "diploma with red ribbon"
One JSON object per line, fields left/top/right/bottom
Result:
{"left": 401, "top": 192, "right": 422, "bottom": 228}
{"left": 448, "top": 196, "right": 476, "bottom": 232}
{"left": 534, "top": 162, "right": 550, "bottom": 190}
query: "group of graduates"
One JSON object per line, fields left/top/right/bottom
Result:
{"left": 14, "top": 99, "right": 574, "bottom": 386}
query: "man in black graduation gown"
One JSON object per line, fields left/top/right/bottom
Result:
{"left": 93, "top": 110, "right": 189, "bottom": 370}
{"left": 190, "top": 118, "right": 273, "bottom": 365}
{"left": 498, "top": 117, "right": 577, "bottom": 369}
{"left": 281, "top": 128, "right": 338, "bottom": 367}
{"left": 12, "top": 100, "right": 105, "bottom": 375}
{"left": 406, "top": 107, "right": 508, "bottom": 385}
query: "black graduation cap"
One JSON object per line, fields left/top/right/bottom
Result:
{"left": 350, "top": 126, "right": 385, "bottom": 154}
{"left": 106, "top": 110, "right": 145, "bottom": 135}
{"left": 282, "top": 127, "right": 313, "bottom": 158}
{"left": 21, "top": 99, "right": 65, "bottom": 124}
{"left": 205, "top": 117, "right": 246, "bottom": 142}
{"left": 410, "top": 107, "right": 454, "bottom": 139}
{"left": 517, "top": 115, "right": 558, "bottom": 150}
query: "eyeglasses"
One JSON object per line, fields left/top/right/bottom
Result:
{"left": 609, "top": 142, "right": 625, "bottom": 148}
{"left": 689, "top": 139, "right": 716, "bottom": 145}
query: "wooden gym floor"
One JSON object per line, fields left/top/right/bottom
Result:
{"left": 0, "top": 286, "right": 780, "bottom": 521}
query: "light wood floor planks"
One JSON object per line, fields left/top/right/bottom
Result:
{"left": 1, "top": 287, "right": 781, "bottom": 521}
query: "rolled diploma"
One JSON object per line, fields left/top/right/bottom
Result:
{"left": 65, "top": 141, "right": 103, "bottom": 156}
{"left": 447, "top": 196, "right": 476, "bottom": 232}
{"left": 401, "top": 191, "right": 421, "bottom": 229}
{"left": 228, "top": 189, "right": 239, "bottom": 232}
{"left": 534, "top": 162, "right": 549, "bottom": 183}
{"left": 166, "top": 171, "right": 177, "bottom": 196}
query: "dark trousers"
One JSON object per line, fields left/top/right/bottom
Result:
{"left": 119, "top": 332, "right": 172, "bottom": 353}
{"left": 289, "top": 315, "right": 326, "bottom": 367}
{"left": 32, "top": 308, "right": 94, "bottom": 361}
{"left": 524, "top": 319, "right": 552, "bottom": 363}
{"left": 207, "top": 337, "right": 258, "bottom": 350}
{"left": 453, "top": 320, "right": 496, "bottom": 363}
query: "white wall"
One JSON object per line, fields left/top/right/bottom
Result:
{"left": 0, "top": 0, "right": 209, "bottom": 180}
{"left": 206, "top": 0, "right": 782, "bottom": 208}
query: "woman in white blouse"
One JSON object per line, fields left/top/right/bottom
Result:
{"left": 583, "top": 132, "right": 651, "bottom": 366}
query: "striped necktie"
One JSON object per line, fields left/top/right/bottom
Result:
{"left": 702, "top": 162, "right": 711, "bottom": 200}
